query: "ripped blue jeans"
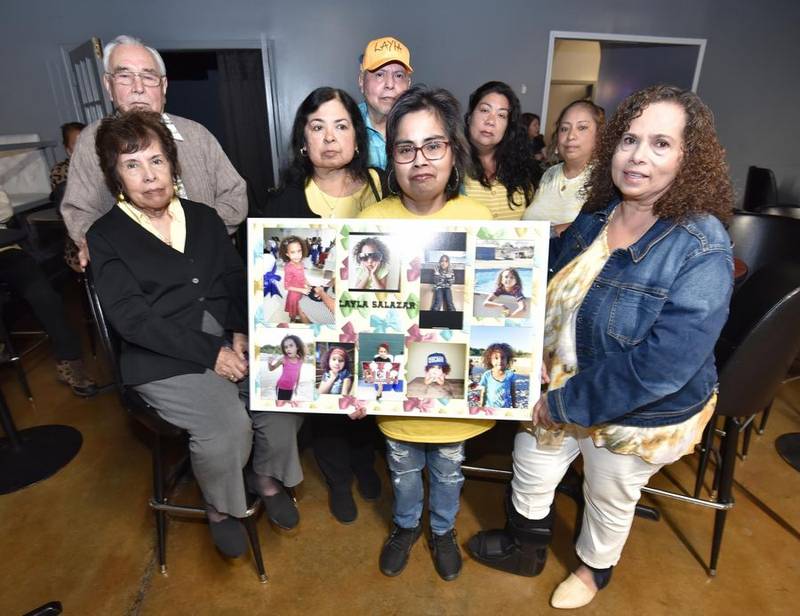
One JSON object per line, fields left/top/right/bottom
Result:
{"left": 385, "top": 437, "right": 465, "bottom": 535}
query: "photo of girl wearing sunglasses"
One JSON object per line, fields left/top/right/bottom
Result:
{"left": 351, "top": 235, "right": 397, "bottom": 291}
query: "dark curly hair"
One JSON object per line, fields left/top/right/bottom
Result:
{"left": 352, "top": 236, "right": 389, "bottom": 263}
{"left": 280, "top": 334, "right": 306, "bottom": 360}
{"left": 322, "top": 345, "right": 351, "bottom": 372}
{"left": 385, "top": 85, "right": 469, "bottom": 201}
{"left": 95, "top": 110, "right": 180, "bottom": 198}
{"left": 465, "top": 81, "right": 535, "bottom": 210}
{"left": 279, "top": 235, "right": 309, "bottom": 262}
{"left": 482, "top": 343, "right": 514, "bottom": 369}
{"left": 583, "top": 85, "right": 734, "bottom": 222}
{"left": 282, "top": 87, "right": 371, "bottom": 188}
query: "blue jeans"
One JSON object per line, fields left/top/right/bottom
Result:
{"left": 430, "top": 287, "right": 455, "bottom": 311}
{"left": 385, "top": 438, "right": 465, "bottom": 535}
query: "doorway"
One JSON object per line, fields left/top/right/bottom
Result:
{"left": 161, "top": 49, "right": 274, "bottom": 213}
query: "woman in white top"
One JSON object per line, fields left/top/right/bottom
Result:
{"left": 523, "top": 100, "right": 604, "bottom": 235}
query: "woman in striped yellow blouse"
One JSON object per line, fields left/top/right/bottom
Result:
{"left": 463, "top": 81, "right": 536, "bottom": 220}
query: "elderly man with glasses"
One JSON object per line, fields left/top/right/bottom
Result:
{"left": 61, "top": 35, "right": 247, "bottom": 267}
{"left": 357, "top": 36, "right": 413, "bottom": 169}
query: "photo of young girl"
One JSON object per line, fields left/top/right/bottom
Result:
{"left": 356, "top": 333, "right": 404, "bottom": 400}
{"left": 419, "top": 232, "right": 467, "bottom": 330}
{"left": 468, "top": 326, "right": 532, "bottom": 411}
{"left": 260, "top": 228, "right": 336, "bottom": 325}
{"left": 406, "top": 342, "right": 467, "bottom": 400}
{"left": 473, "top": 239, "right": 534, "bottom": 319}
{"left": 254, "top": 329, "right": 315, "bottom": 402}
{"left": 349, "top": 233, "right": 401, "bottom": 292}
{"left": 316, "top": 343, "right": 355, "bottom": 395}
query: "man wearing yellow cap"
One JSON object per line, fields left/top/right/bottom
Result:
{"left": 358, "top": 36, "right": 413, "bottom": 169}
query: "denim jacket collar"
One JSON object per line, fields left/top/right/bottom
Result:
{"left": 588, "top": 197, "right": 680, "bottom": 263}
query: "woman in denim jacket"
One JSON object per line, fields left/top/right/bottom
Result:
{"left": 469, "top": 85, "right": 734, "bottom": 609}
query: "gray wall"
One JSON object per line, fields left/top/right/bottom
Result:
{"left": 1, "top": 0, "right": 798, "bottom": 202}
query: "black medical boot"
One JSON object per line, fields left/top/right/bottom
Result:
{"left": 467, "top": 492, "right": 553, "bottom": 577}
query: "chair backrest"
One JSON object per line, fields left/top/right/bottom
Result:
{"left": 715, "top": 262, "right": 800, "bottom": 418}
{"left": 726, "top": 212, "right": 800, "bottom": 286}
{"left": 84, "top": 265, "right": 184, "bottom": 436}
{"left": 758, "top": 206, "right": 800, "bottom": 220}
{"left": 742, "top": 165, "right": 778, "bottom": 211}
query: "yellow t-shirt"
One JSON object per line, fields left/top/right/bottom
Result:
{"left": 359, "top": 194, "right": 491, "bottom": 220}
{"left": 305, "top": 169, "right": 381, "bottom": 218}
{"left": 522, "top": 163, "right": 590, "bottom": 225}
{"left": 359, "top": 193, "right": 494, "bottom": 443}
{"left": 463, "top": 176, "right": 528, "bottom": 221}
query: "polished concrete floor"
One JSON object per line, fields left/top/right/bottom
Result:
{"left": 1, "top": 284, "right": 799, "bottom": 615}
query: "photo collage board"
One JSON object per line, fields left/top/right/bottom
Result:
{"left": 248, "top": 218, "right": 549, "bottom": 420}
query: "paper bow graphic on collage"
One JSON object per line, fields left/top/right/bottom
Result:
{"left": 369, "top": 311, "right": 402, "bottom": 333}
{"left": 339, "top": 322, "right": 357, "bottom": 343}
{"left": 339, "top": 256, "right": 349, "bottom": 281}
{"left": 406, "top": 257, "right": 421, "bottom": 282}
{"left": 469, "top": 405, "right": 497, "bottom": 416}
{"left": 262, "top": 261, "right": 283, "bottom": 298}
{"left": 402, "top": 397, "right": 435, "bottom": 413}
{"left": 338, "top": 396, "right": 368, "bottom": 413}
{"left": 405, "top": 324, "right": 436, "bottom": 344}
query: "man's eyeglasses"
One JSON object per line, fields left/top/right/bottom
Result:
{"left": 107, "top": 71, "right": 164, "bottom": 87}
{"left": 393, "top": 141, "right": 450, "bottom": 164}
{"left": 358, "top": 251, "right": 383, "bottom": 263}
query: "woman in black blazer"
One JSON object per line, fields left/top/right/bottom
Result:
{"left": 87, "top": 110, "right": 303, "bottom": 559}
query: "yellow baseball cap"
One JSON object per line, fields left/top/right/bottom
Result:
{"left": 361, "top": 36, "right": 413, "bottom": 73}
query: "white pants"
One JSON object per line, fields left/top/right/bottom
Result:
{"left": 511, "top": 429, "right": 663, "bottom": 569}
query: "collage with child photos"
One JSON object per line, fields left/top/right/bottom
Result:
{"left": 248, "top": 218, "right": 549, "bottom": 420}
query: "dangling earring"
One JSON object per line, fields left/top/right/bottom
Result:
{"left": 446, "top": 167, "right": 461, "bottom": 193}
{"left": 116, "top": 190, "right": 126, "bottom": 203}
{"left": 387, "top": 168, "right": 398, "bottom": 195}
{"left": 300, "top": 146, "right": 308, "bottom": 157}
{"left": 354, "top": 146, "right": 360, "bottom": 156}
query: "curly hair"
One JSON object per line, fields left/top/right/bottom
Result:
{"left": 385, "top": 85, "right": 470, "bottom": 201}
{"left": 583, "top": 85, "right": 734, "bottom": 222}
{"left": 280, "top": 334, "right": 306, "bottom": 360}
{"left": 322, "top": 346, "right": 351, "bottom": 372}
{"left": 282, "top": 87, "right": 371, "bottom": 189}
{"left": 544, "top": 99, "right": 605, "bottom": 165}
{"left": 279, "top": 235, "right": 309, "bottom": 262}
{"left": 482, "top": 343, "right": 514, "bottom": 369}
{"left": 95, "top": 110, "right": 180, "bottom": 198}
{"left": 352, "top": 236, "right": 389, "bottom": 263}
{"left": 465, "top": 81, "right": 535, "bottom": 209}
{"left": 493, "top": 268, "right": 522, "bottom": 295}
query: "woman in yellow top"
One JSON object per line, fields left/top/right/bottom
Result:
{"left": 462, "top": 81, "right": 536, "bottom": 220}
{"left": 523, "top": 99, "right": 604, "bottom": 235}
{"left": 265, "top": 87, "right": 387, "bottom": 526}
{"left": 360, "top": 86, "right": 491, "bottom": 581}
{"left": 265, "top": 87, "right": 386, "bottom": 219}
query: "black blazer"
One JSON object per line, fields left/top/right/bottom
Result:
{"left": 87, "top": 199, "right": 246, "bottom": 385}
{"left": 261, "top": 168, "right": 387, "bottom": 218}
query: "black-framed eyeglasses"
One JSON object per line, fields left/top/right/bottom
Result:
{"left": 107, "top": 71, "right": 164, "bottom": 87}
{"left": 393, "top": 140, "right": 450, "bottom": 164}
{"left": 358, "top": 251, "right": 383, "bottom": 263}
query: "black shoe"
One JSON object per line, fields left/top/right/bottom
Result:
{"left": 379, "top": 524, "right": 422, "bottom": 576}
{"left": 329, "top": 487, "right": 357, "bottom": 524}
{"left": 208, "top": 517, "right": 247, "bottom": 558}
{"left": 262, "top": 489, "right": 299, "bottom": 530}
{"left": 430, "top": 529, "right": 462, "bottom": 581}
{"left": 355, "top": 467, "right": 381, "bottom": 501}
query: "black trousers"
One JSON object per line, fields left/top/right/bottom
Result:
{"left": 0, "top": 248, "right": 81, "bottom": 360}
{"left": 310, "top": 413, "right": 379, "bottom": 490}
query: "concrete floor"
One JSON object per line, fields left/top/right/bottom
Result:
{"left": 1, "top": 285, "right": 799, "bottom": 615}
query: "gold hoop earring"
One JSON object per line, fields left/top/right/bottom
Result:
{"left": 387, "top": 168, "right": 398, "bottom": 195}
{"left": 446, "top": 167, "right": 461, "bottom": 193}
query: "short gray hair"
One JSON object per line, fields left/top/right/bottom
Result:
{"left": 103, "top": 35, "right": 166, "bottom": 76}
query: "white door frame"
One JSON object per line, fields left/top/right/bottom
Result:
{"left": 541, "top": 31, "right": 707, "bottom": 129}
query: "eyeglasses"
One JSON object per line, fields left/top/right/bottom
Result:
{"left": 358, "top": 251, "right": 383, "bottom": 263}
{"left": 393, "top": 141, "right": 450, "bottom": 164}
{"left": 107, "top": 71, "right": 164, "bottom": 87}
